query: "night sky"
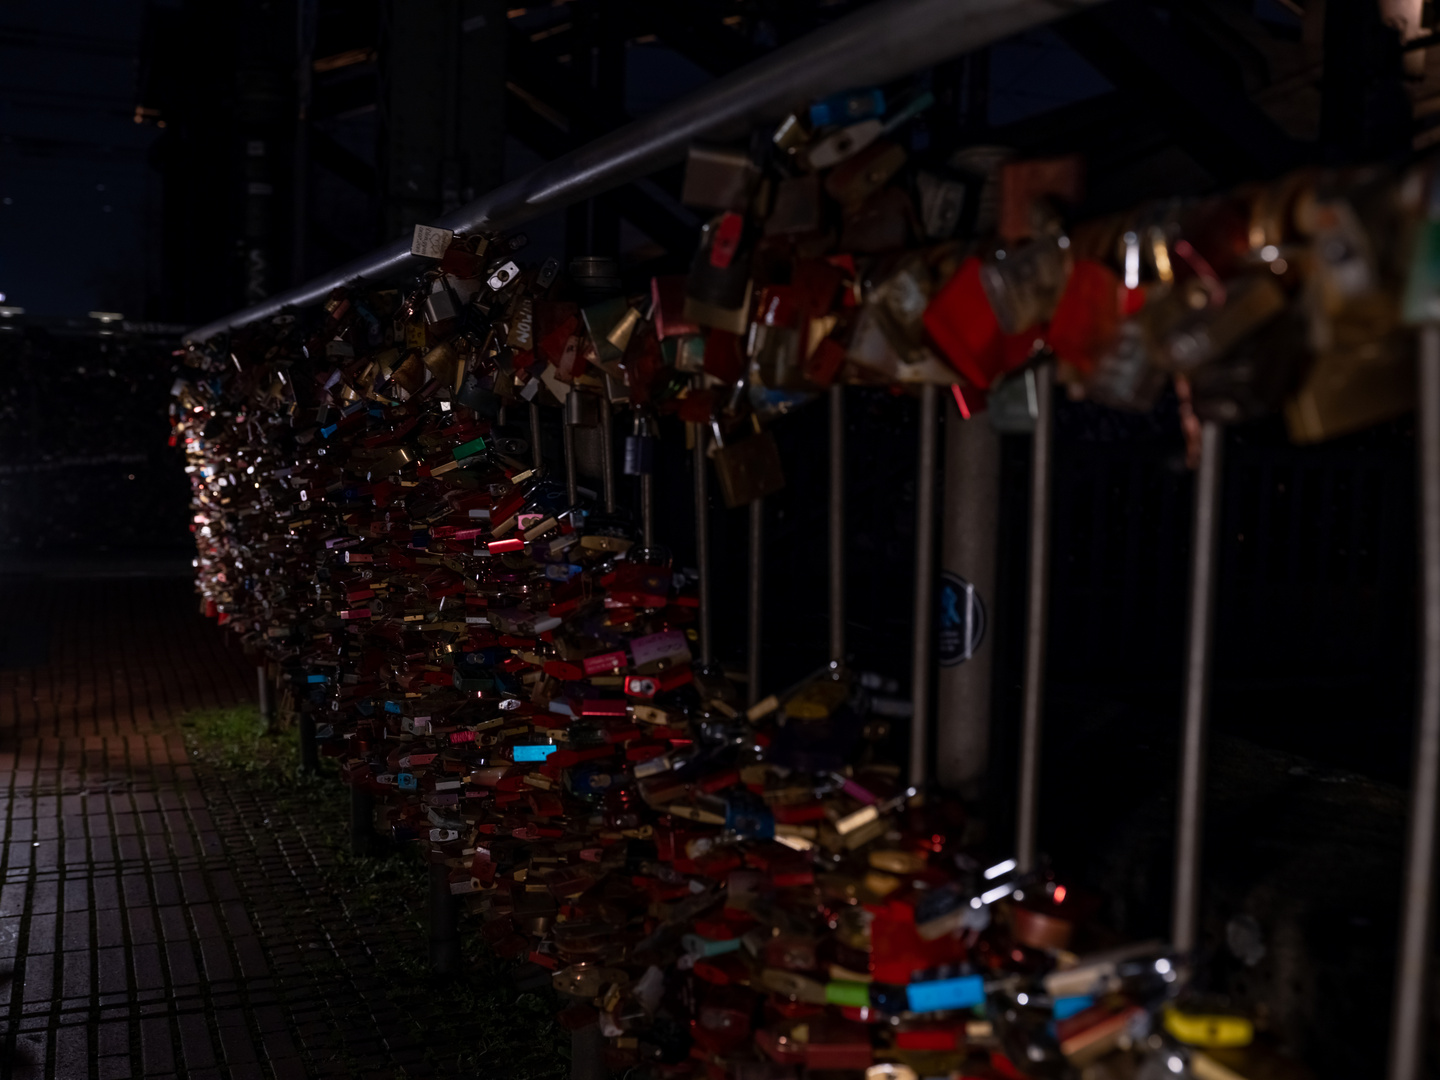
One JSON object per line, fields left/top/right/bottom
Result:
{"left": 0, "top": 1, "right": 162, "bottom": 319}
{"left": 0, "top": 2, "right": 1120, "bottom": 323}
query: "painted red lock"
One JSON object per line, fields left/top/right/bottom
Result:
{"left": 923, "top": 258, "right": 1036, "bottom": 390}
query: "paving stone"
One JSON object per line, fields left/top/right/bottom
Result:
{"left": 0, "top": 576, "right": 520, "bottom": 1080}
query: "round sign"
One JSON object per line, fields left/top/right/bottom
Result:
{"left": 937, "top": 571, "right": 986, "bottom": 667}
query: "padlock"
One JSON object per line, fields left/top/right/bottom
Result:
{"left": 824, "top": 140, "right": 907, "bottom": 210}
{"left": 840, "top": 186, "right": 917, "bottom": 254}
{"left": 809, "top": 87, "right": 885, "bottom": 128}
{"left": 708, "top": 421, "right": 785, "bottom": 508}
{"left": 806, "top": 90, "right": 934, "bottom": 170}
{"left": 916, "top": 171, "right": 966, "bottom": 241}
{"left": 623, "top": 413, "right": 655, "bottom": 476}
{"left": 684, "top": 213, "right": 754, "bottom": 335}
{"left": 680, "top": 145, "right": 759, "bottom": 211}
{"left": 978, "top": 233, "right": 1073, "bottom": 335}
{"left": 998, "top": 154, "right": 1085, "bottom": 242}
{"left": 1287, "top": 188, "right": 1415, "bottom": 442}
{"left": 650, "top": 276, "right": 699, "bottom": 339}
{"left": 765, "top": 174, "right": 824, "bottom": 237}
{"left": 924, "top": 256, "right": 1038, "bottom": 389}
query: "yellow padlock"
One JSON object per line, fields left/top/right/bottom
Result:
{"left": 1162, "top": 1006, "right": 1254, "bottom": 1049}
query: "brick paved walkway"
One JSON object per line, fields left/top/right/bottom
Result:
{"left": 0, "top": 569, "right": 522, "bottom": 1080}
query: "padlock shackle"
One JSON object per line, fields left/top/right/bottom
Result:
{"left": 186, "top": 0, "right": 1114, "bottom": 344}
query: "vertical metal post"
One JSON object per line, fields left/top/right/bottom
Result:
{"left": 830, "top": 384, "right": 846, "bottom": 664}
{"left": 428, "top": 863, "right": 460, "bottom": 976}
{"left": 748, "top": 498, "right": 764, "bottom": 706}
{"left": 299, "top": 711, "right": 318, "bottom": 775}
{"left": 529, "top": 401, "right": 544, "bottom": 476}
{"left": 695, "top": 424, "right": 713, "bottom": 667}
{"left": 908, "top": 384, "right": 939, "bottom": 787}
{"left": 936, "top": 406, "right": 1001, "bottom": 798}
{"left": 562, "top": 414, "right": 578, "bottom": 506}
{"left": 641, "top": 474, "right": 655, "bottom": 547}
{"left": 257, "top": 666, "right": 273, "bottom": 728}
{"left": 640, "top": 414, "right": 655, "bottom": 549}
{"left": 570, "top": 1020, "right": 604, "bottom": 1080}
{"left": 599, "top": 403, "right": 616, "bottom": 513}
{"left": 1172, "top": 419, "right": 1224, "bottom": 952}
{"left": 350, "top": 785, "right": 374, "bottom": 857}
{"left": 1388, "top": 324, "right": 1440, "bottom": 1080}
{"left": 1016, "top": 360, "right": 1054, "bottom": 873}
{"left": 529, "top": 403, "right": 544, "bottom": 478}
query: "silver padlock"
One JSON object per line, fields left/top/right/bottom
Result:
{"left": 487, "top": 260, "right": 520, "bottom": 291}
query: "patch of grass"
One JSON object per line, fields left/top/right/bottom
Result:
{"left": 178, "top": 706, "right": 568, "bottom": 1078}
{"left": 178, "top": 705, "right": 306, "bottom": 788}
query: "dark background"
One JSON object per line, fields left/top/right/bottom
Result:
{"left": 1, "top": 2, "right": 1436, "bottom": 1074}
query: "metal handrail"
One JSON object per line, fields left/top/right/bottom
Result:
{"left": 186, "top": 0, "right": 1110, "bottom": 343}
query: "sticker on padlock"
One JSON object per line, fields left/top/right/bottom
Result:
{"left": 411, "top": 224, "right": 454, "bottom": 259}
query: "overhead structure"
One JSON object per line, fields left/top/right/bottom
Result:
{"left": 187, "top": 0, "right": 1112, "bottom": 343}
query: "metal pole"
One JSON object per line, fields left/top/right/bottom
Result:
{"left": 570, "top": 1021, "right": 604, "bottom": 1080}
{"left": 599, "top": 403, "right": 616, "bottom": 513}
{"left": 908, "top": 384, "right": 939, "bottom": 787}
{"left": 350, "top": 785, "right": 374, "bottom": 858}
{"left": 829, "top": 384, "right": 845, "bottom": 664}
{"left": 1016, "top": 360, "right": 1054, "bottom": 873}
{"left": 1171, "top": 419, "right": 1224, "bottom": 953}
{"left": 936, "top": 406, "right": 1001, "bottom": 799}
{"left": 695, "top": 424, "right": 713, "bottom": 667}
{"left": 529, "top": 402, "right": 543, "bottom": 476}
{"left": 257, "top": 666, "right": 273, "bottom": 729}
{"left": 641, "top": 413, "right": 656, "bottom": 548}
{"left": 748, "top": 498, "right": 763, "bottom": 706}
{"left": 641, "top": 474, "right": 655, "bottom": 548}
{"left": 428, "top": 863, "right": 460, "bottom": 976}
{"left": 562, "top": 414, "right": 578, "bottom": 506}
{"left": 1388, "top": 324, "right": 1440, "bottom": 1080}
{"left": 186, "top": 0, "right": 1114, "bottom": 343}
{"left": 299, "top": 711, "right": 318, "bottom": 774}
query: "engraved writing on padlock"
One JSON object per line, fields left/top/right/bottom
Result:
{"left": 410, "top": 224, "right": 453, "bottom": 259}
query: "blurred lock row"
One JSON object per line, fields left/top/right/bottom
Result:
{"left": 173, "top": 77, "right": 1440, "bottom": 1080}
